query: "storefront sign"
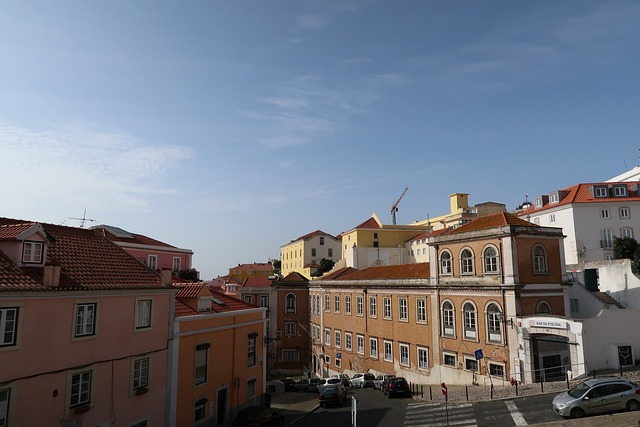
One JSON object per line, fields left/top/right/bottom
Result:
{"left": 528, "top": 319, "right": 566, "bottom": 329}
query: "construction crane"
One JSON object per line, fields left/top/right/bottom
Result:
{"left": 391, "top": 187, "right": 408, "bottom": 225}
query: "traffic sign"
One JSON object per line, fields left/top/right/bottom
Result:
{"left": 441, "top": 382, "right": 447, "bottom": 396}
{"left": 474, "top": 349, "right": 484, "bottom": 360}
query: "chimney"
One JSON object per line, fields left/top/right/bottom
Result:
{"left": 161, "top": 268, "right": 173, "bottom": 288}
{"left": 43, "top": 264, "right": 61, "bottom": 287}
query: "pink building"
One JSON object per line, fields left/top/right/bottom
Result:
{"left": 0, "top": 217, "right": 174, "bottom": 427}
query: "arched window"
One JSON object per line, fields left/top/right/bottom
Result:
{"left": 536, "top": 300, "right": 551, "bottom": 315}
{"left": 463, "top": 302, "right": 477, "bottom": 339}
{"left": 460, "top": 249, "right": 474, "bottom": 274}
{"left": 440, "top": 251, "right": 452, "bottom": 275}
{"left": 483, "top": 246, "right": 499, "bottom": 273}
{"left": 286, "top": 293, "right": 296, "bottom": 313}
{"left": 486, "top": 303, "right": 502, "bottom": 343}
{"left": 442, "top": 301, "right": 455, "bottom": 336}
{"left": 533, "top": 246, "right": 548, "bottom": 273}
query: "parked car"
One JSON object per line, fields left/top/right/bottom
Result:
{"left": 231, "top": 405, "right": 285, "bottom": 427}
{"left": 293, "top": 378, "right": 320, "bottom": 393}
{"left": 350, "top": 372, "right": 375, "bottom": 388}
{"left": 280, "top": 378, "right": 296, "bottom": 392}
{"left": 318, "top": 377, "right": 346, "bottom": 394}
{"left": 381, "top": 376, "right": 396, "bottom": 394}
{"left": 373, "top": 374, "right": 395, "bottom": 390}
{"left": 386, "top": 377, "right": 411, "bottom": 398}
{"left": 552, "top": 377, "right": 640, "bottom": 418}
{"left": 319, "top": 384, "right": 347, "bottom": 407}
{"left": 332, "top": 373, "right": 351, "bottom": 388}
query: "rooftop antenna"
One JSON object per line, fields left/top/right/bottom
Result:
{"left": 69, "top": 209, "right": 95, "bottom": 228}
{"left": 391, "top": 186, "right": 409, "bottom": 225}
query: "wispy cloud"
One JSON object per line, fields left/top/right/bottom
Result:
{"left": 0, "top": 123, "right": 193, "bottom": 219}
{"left": 296, "top": 14, "right": 328, "bottom": 30}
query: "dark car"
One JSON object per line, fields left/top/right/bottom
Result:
{"left": 319, "top": 384, "right": 346, "bottom": 408}
{"left": 552, "top": 377, "right": 640, "bottom": 418}
{"left": 280, "top": 378, "right": 296, "bottom": 392}
{"left": 293, "top": 378, "right": 320, "bottom": 392}
{"left": 381, "top": 376, "right": 396, "bottom": 395}
{"left": 231, "top": 405, "right": 285, "bottom": 427}
{"left": 374, "top": 374, "right": 395, "bottom": 390}
{"left": 386, "top": 377, "right": 411, "bottom": 398}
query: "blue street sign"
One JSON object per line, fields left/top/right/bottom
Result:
{"left": 474, "top": 349, "right": 484, "bottom": 360}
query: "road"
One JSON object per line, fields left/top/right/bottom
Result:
{"left": 288, "top": 387, "right": 567, "bottom": 427}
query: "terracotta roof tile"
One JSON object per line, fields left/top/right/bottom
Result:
{"left": 175, "top": 299, "right": 198, "bottom": 316}
{"left": 280, "top": 272, "right": 309, "bottom": 282}
{"left": 294, "top": 230, "right": 337, "bottom": 241}
{"left": 231, "top": 263, "right": 274, "bottom": 271}
{"left": 332, "top": 263, "right": 429, "bottom": 281}
{"left": 242, "top": 276, "right": 272, "bottom": 288}
{"left": 446, "top": 212, "right": 533, "bottom": 235}
{"left": 352, "top": 216, "right": 382, "bottom": 230}
{"left": 0, "top": 251, "right": 42, "bottom": 290}
{"left": 0, "top": 222, "right": 38, "bottom": 240}
{"left": 175, "top": 284, "right": 204, "bottom": 298}
{"left": 90, "top": 224, "right": 177, "bottom": 248}
{"left": 315, "top": 267, "right": 357, "bottom": 281}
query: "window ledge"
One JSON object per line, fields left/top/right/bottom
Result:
{"left": 73, "top": 405, "right": 91, "bottom": 414}
{"left": 135, "top": 387, "right": 149, "bottom": 395}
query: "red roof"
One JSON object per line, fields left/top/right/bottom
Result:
{"left": 0, "top": 222, "right": 39, "bottom": 240}
{"left": 0, "top": 217, "right": 164, "bottom": 291}
{"left": 316, "top": 267, "right": 357, "bottom": 281}
{"left": 332, "top": 263, "right": 429, "bottom": 281}
{"left": 231, "top": 263, "right": 273, "bottom": 271}
{"left": 242, "top": 276, "right": 272, "bottom": 288}
{"left": 280, "top": 271, "right": 309, "bottom": 282}
{"left": 446, "top": 212, "right": 533, "bottom": 235}
{"left": 294, "top": 230, "right": 337, "bottom": 241}
{"left": 91, "top": 224, "right": 178, "bottom": 248}
{"left": 352, "top": 216, "right": 382, "bottom": 230}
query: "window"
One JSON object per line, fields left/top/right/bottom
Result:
{"left": 334, "top": 330, "right": 341, "bottom": 348}
{"left": 486, "top": 303, "right": 502, "bottom": 343}
{"left": 417, "top": 299, "right": 426, "bottom": 323}
{"left": 247, "top": 334, "right": 257, "bottom": 367}
{"left": 244, "top": 295, "right": 252, "bottom": 304}
{"left": 533, "top": 246, "right": 548, "bottom": 273}
{"left": 620, "top": 207, "right": 631, "bottom": 219}
{"left": 465, "top": 358, "right": 478, "bottom": 372}
{"left": 601, "top": 229, "right": 614, "bottom": 249}
{"left": 356, "top": 296, "right": 363, "bottom": 316}
{"left": 0, "top": 388, "right": 9, "bottom": 427}
{"left": 601, "top": 208, "right": 610, "bottom": 219}
{"left": 614, "top": 186, "right": 627, "bottom": 197}
{"left": 536, "top": 301, "right": 551, "bottom": 314}
{"left": 259, "top": 295, "right": 268, "bottom": 308}
{"left": 549, "top": 214, "right": 556, "bottom": 223}
{"left": 132, "top": 357, "right": 150, "bottom": 390}
{"left": 285, "top": 321, "right": 296, "bottom": 337}
{"left": 286, "top": 293, "right": 296, "bottom": 313}
{"left": 483, "top": 247, "right": 498, "bottom": 273}
{"left": 370, "top": 338, "right": 378, "bottom": 358}
{"left": 383, "top": 340, "right": 392, "bottom": 362}
{"left": 356, "top": 335, "right": 364, "bottom": 354}
{"left": 328, "top": 248, "right": 333, "bottom": 257}
{"left": 345, "top": 295, "right": 351, "bottom": 314}
{"left": 399, "top": 298, "right": 408, "bottom": 321}
{"left": 324, "top": 295, "right": 330, "bottom": 311}
{"left": 345, "top": 332, "right": 352, "bottom": 351}
{"left": 324, "top": 329, "right": 331, "bottom": 346}
{"left": 74, "top": 303, "right": 97, "bottom": 337}
{"left": 442, "top": 301, "right": 455, "bottom": 337}
{"left": 135, "top": 299, "right": 152, "bottom": 330}
{"left": 443, "top": 353, "right": 456, "bottom": 367}
{"left": 194, "top": 398, "right": 207, "bottom": 422}
{"left": 594, "top": 186, "right": 608, "bottom": 197}
{"left": 549, "top": 193, "right": 559, "bottom": 204}
{"left": 247, "top": 378, "right": 256, "bottom": 403}
{"left": 489, "top": 363, "right": 505, "bottom": 378}
{"left": 460, "top": 249, "right": 474, "bottom": 274}
{"left": 22, "top": 241, "right": 43, "bottom": 264}
{"left": 418, "top": 347, "right": 428, "bottom": 370}
{"left": 369, "top": 296, "right": 377, "bottom": 317}
{"left": 320, "top": 237, "right": 324, "bottom": 245}
{"left": 334, "top": 295, "right": 340, "bottom": 313}
{"left": 172, "top": 257, "right": 181, "bottom": 272}
{"left": 383, "top": 297, "right": 391, "bottom": 319}
{"left": 335, "top": 358, "right": 341, "bottom": 368}
{"left": 621, "top": 227, "right": 634, "bottom": 239}
{"left": 0, "top": 307, "right": 19, "bottom": 347}
{"left": 195, "top": 343, "right": 210, "bottom": 384}
{"left": 440, "top": 251, "right": 452, "bottom": 275}
{"left": 282, "top": 349, "right": 300, "bottom": 362}
{"left": 325, "top": 355, "right": 331, "bottom": 365}
{"left": 400, "top": 343, "right": 409, "bottom": 366}
{"left": 311, "top": 248, "right": 317, "bottom": 257}
{"left": 70, "top": 370, "right": 92, "bottom": 408}
{"left": 570, "top": 299, "right": 580, "bottom": 313}
{"left": 463, "top": 302, "right": 477, "bottom": 340}
{"left": 147, "top": 255, "right": 157, "bottom": 270}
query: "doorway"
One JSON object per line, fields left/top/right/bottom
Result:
{"left": 217, "top": 388, "right": 227, "bottom": 426}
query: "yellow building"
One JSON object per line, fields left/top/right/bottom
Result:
{"left": 280, "top": 230, "right": 340, "bottom": 278}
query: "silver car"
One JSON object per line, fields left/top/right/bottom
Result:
{"left": 552, "top": 377, "right": 640, "bottom": 418}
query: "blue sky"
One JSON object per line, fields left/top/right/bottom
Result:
{"left": 2, "top": 1, "right": 639, "bottom": 280}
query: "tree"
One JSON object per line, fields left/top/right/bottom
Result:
{"left": 312, "top": 258, "right": 335, "bottom": 277}
{"left": 613, "top": 236, "right": 638, "bottom": 261}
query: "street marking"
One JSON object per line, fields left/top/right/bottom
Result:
{"left": 404, "top": 402, "right": 477, "bottom": 427}
{"left": 505, "top": 400, "right": 527, "bottom": 426}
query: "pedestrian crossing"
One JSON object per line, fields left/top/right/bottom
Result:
{"left": 403, "top": 402, "right": 477, "bottom": 427}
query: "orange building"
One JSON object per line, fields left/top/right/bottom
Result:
{"left": 168, "top": 284, "right": 267, "bottom": 426}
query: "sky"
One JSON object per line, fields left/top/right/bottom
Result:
{"left": 1, "top": 1, "right": 639, "bottom": 281}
